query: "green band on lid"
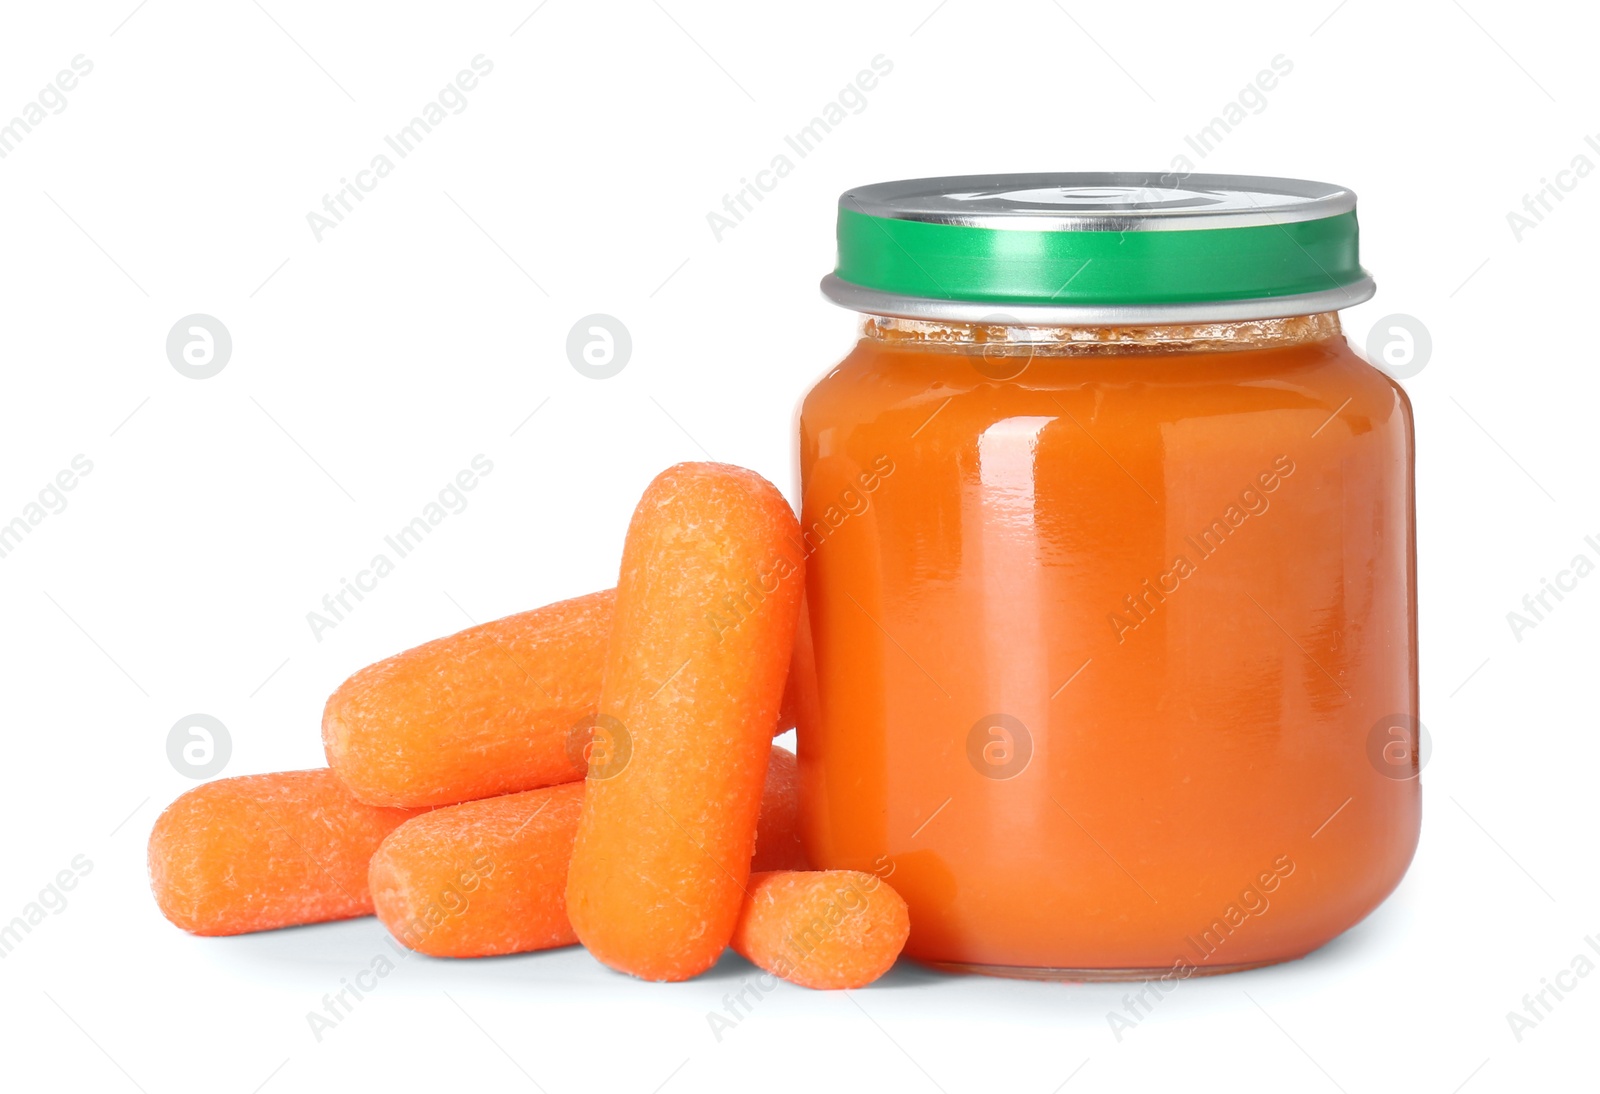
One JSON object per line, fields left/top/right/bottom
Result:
{"left": 834, "top": 207, "right": 1364, "bottom": 307}
{"left": 824, "top": 174, "right": 1373, "bottom": 320}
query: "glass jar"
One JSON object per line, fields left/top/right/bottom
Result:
{"left": 794, "top": 174, "right": 1419, "bottom": 979}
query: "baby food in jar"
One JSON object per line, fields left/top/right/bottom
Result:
{"left": 796, "top": 173, "right": 1418, "bottom": 979}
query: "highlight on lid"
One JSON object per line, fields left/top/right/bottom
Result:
{"left": 824, "top": 172, "right": 1373, "bottom": 323}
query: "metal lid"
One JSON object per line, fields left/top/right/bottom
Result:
{"left": 822, "top": 172, "right": 1374, "bottom": 324}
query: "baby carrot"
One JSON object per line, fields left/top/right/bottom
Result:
{"left": 322, "top": 589, "right": 614, "bottom": 807}
{"left": 148, "top": 769, "right": 424, "bottom": 936}
{"left": 566, "top": 462, "right": 804, "bottom": 982}
{"left": 369, "top": 783, "right": 584, "bottom": 958}
{"left": 731, "top": 870, "right": 910, "bottom": 989}
{"left": 370, "top": 742, "right": 800, "bottom": 958}
{"left": 752, "top": 745, "right": 808, "bottom": 873}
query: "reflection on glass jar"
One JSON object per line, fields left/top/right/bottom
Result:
{"left": 796, "top": 174, "right": 1419, "bottom": 979}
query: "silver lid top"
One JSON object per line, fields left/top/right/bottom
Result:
{"left": 840, "top": 172, "right": 1357, "bottom": 232}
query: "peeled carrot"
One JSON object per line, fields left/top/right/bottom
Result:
{"left": 322, "top": 590, "right": 615, "bottom": 807}
{"left": 732, "top": 870, "right": 910, "bottom": 989}
{"left": 567, "top": 463, "right": 804, "bottom": 981}
{"left": 148, "top": 769, "right": 424, "bottom": 936}
{"left": 369, "top": 783, "right": 584, "bottom": 957}
{"left": 370, "top": 743, "right": 800, "bottom": 958}
{"left": 324, "top": 588, "right": 795, "bottom": 809}
{"left": 752, "top": 745, "right": 808, "bottom": 873}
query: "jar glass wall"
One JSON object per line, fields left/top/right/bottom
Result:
{"left": 794, "top": 311, "right": 1419, "bottom": 978}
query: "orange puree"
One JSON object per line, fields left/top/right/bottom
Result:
{"left": 796, "top": 313, "right": 1419, "bottom": 977}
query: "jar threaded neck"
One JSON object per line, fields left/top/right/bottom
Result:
{"left": 862, "top": 312, "right": 1342, "bottom": 356}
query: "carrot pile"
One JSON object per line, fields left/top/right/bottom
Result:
{"left": 147, "top": 462, "right": 908, "bottom": 990}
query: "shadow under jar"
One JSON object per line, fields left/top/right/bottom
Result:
{"left": 794, "top": 174, "right": 1420, "bottom": 980}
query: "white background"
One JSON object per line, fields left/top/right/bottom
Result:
{"left": 0, "top": 1, "right": 1594, "bottom": 1091}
